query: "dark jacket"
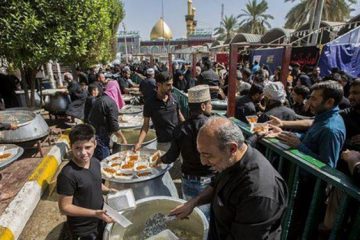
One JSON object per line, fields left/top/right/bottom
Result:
{"left": 83, "top": 96, "right": 97, "bottom": 123}
{"left": 161, "top": 114, "right": 213, "bottom": 176}
{"left": 88, "top": 94, "right": 120, "bottom": 136}
{"left": 208, "top": 146, "right": 288, "bottom": 240}
{"left": 197, "top": 69, "right": 220, "bottom": 99}
{"left": 235, "top": 95, "right": 257, "bottom": 123}
{"left": 259, "top": 105, "right": 298, "bottom": 123}
{"left": 67, "top": 81, "right": 87, "bottom": 102}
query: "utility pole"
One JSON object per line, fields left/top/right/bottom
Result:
{"left": 311, "top": 0, "right": 325, "bottom": 45}
{"left": 221, "top": 3, "right": 224, "bottom": 21}
{"left": 306, "top": 1, "right": 316, "bottom": 45}
{"left": 122, "top": 23, "right": 129, "bottom": 64}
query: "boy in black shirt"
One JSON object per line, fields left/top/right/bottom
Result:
{"left": 57, "top": 124, "right": 115, "bottom": 240}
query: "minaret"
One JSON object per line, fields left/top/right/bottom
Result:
{"left": 185, "top": 0, "right": 195, "bottom": 37}
{"left": 192, "top": 7, "right": 197, "bottom": 32}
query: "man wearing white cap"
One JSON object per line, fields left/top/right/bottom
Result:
{"left": 258, "top": 81, "right": 298, "bottom": 122}
{"left": 139, "top": 68, "right": 156, "bottom": 102}
{"left": 158, "top": 85, "right": 214, "bottom": 218}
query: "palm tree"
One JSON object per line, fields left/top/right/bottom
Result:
{"left": 214, "top": 15, "right": 238, "bottom": 41}
{"left": 284, "top": 0, "right": 357, "bottom": 29}
{"left": 237, "top": 0, "right": 274, "bottom": 34}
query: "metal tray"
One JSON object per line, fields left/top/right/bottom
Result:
{"left": 0, "top": 110, "right": 36, "bottom": 127}
{"left": 0, "top": 144, "right": 24, "bottom": 169}
{"left": 101, "top": 149, "right": 172, "bottom": 183}
{"left": 119, "top": 105, "right": 143, "bottom": 115}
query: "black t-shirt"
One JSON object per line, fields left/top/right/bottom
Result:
{"left": 118, "top": 77, "right": 131, "bottom": 94}
{"left": 139, "top": 78, "right": 156, "bottom": 102}
{"left": 143, "top": 94, "right": 179, "bottom": 143}
{"left": 57, "top": 157, "right": 104, "bottom": 237}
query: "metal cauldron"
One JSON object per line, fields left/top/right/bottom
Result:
{"left": 44, "top": 93, "right": 70, "bottom": 114}
{"left": 103, "top": 196, "right": 209, "bottom": 240}
{"left": 111, "top": 129, "right": 157, "bottom": 153}
{"left": 0, "top": 110, "right": 49, "bottom": 143}
{"left": 211, "top": 99, "right": 228, "bottom": 110}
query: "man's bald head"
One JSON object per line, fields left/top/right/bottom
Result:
{"left": 198, "top": 117, "right": 245, "bottom": 151}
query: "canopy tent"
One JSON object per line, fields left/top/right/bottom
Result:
{"left": 318, "top": 26, "right": 360, "bottom": 78}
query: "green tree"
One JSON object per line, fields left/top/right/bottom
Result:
{"left": 237, "top": 0, "right": 274, "bottom": 34}
{"left": 0, "top": 0, "right": 124, "bottom": 106}
{"left": 214, "top": 15, "right": 239, "bottom": 41}
{"left": 284, "top": 0, "right": 357, "bottom": 29}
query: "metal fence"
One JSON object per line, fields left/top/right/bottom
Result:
{"left": 231, "top": 118, "right": 360, "bottom": 240}
{"left": 172, "top": 87, "right": 189, "bottom": 119}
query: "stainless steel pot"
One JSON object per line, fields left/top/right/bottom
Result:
{"left": 0, "top": 110, "right": 49, "bottom": 143}
{"left": 111, "top": 129, "right": 157, "bottom": 152}
{"left": 119, "top": 105, "right": 142, "bottom": 115}
{"left": 106, "top": 170, "right": 178, "bottom": 200}
{"left": 44, "top": 93, "right": 70, "bottom": 114}
{"left": 103, "top": 196, "right": 209, "bottom": 240}
{"left": 211, "top": 99, "right": 228, "bottom": 110}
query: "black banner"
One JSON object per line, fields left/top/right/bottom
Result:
{"left": 290, "top": 46, "right": 321, "bottom": 69}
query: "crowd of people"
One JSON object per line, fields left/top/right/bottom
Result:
{"left": 1, "top": 56, "right": 359, "bottom": 240}
{"left": 55, "top": 59, "right": 360, "bottom": 240}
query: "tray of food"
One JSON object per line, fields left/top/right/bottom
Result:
{"left": 251, "top": 123, "right": 269, "bottom": 134}
{"left": 0, "top": 144, "right": 24, "bottom": 168}
{"left": 101, "top": 149, "right": 171, "bottom": 183}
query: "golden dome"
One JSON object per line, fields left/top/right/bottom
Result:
{"left": 150, "top": 17, "right": 173, "bottom": 40}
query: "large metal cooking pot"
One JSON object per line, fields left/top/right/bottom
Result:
{"left": 211, "top": 99, "right": 228, "bottom": 110}
{"left": 119, "top": 105, "right": 143, "bottom": 115}
{"left": 8, "top": 107, "right": 42, "bottom": 114}
{"left": 111, "top": 129, "right": 157, "bottom": 153}
{"left": 15, "top": 90, "right": 41, "bottom": 107}
{"left": 44, "top": 93, "right": 70, "bottom": 114}
{"left": 0, "top": 110, "right": 49, "bottom": 143}
{"left": 106, "top": 169, "right": 178, "bottom": 200}
{"left": 103, "top": 196, "right": 209, "bottom": 240}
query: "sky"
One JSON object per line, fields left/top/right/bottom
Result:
{"left": 121, "top": 0, "right": 360, "bottom": 40}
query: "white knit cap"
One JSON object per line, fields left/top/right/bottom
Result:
{"left": 263, "top": 81, "right": 286, "bottom": 103}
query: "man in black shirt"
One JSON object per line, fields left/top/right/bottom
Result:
{"left": 139, "top": 68, "right": 156, "bottom": 103}
{"left": 57, "top": 124, "right": 116, "bottom": 239}
{"left": 64, "top": 72, "right": 88, "bottom": 102}
{"left": 291, "top": 85, "right": 313, "bottom": 116}
{"left": 88, "top": 80, "right": 127, "bottom": 160}
{"left": 259, "top": 81, "right": 298, "bottom": 122}
{"left": 235, "top": 83, "right": 264, "bottom": 122}
{"left": 170, "top": 117, "right": 287, "bottom": 239}
{"left": 118, "top": 67, "right": 139, "bottom": 94}
{"left": 341, "top": 79, "right": 360, "bottom": 151}
{"left": 159, "top": 85, "right": 214, "bottom": 218}
{"left": 135, "top": 71, "right": 185, "bottom": 152}
{"left": 76, "top": 67, "right": 89, "bottom": 85}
